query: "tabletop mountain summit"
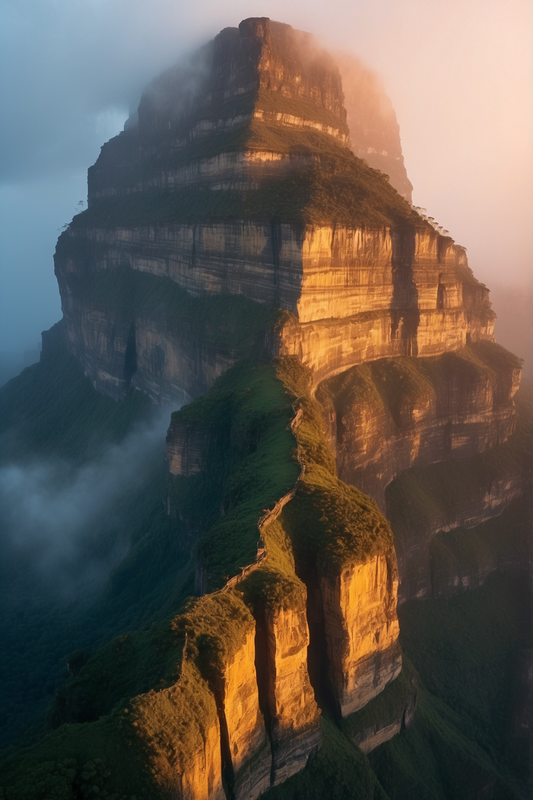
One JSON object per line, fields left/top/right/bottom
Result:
{"left": 1, "top": 17, "right": 531, "bottom": 800}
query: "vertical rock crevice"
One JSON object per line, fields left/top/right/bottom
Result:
{"left": 391, "top": 228, "right": 419, "bottom": 357}
{"left": 251, "top": 600, "right": 276, "bottom": 787}
{"left": 301, "top": 563, "right": 341, "bottom": 720}
{"left": 212, "top": 681, "right": 236, "bottom": 800}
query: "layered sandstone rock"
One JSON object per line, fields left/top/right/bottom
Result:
{"left": 342, "top": 664, "right": 418, "bottom": 754}
{"left": 53, "top": 17, "right": 491, "bottom": 407}
{"left": 219, "top": 625, "right": 271, "bottom": 800}
{"left": 56, "top": 218, "right": 493, "bottom": 404}
{"left": 319, "top": 551, "right": 402, "bottom": 716}
{"left": 389, "top": 460, "right": 528, "bottom": 603}
{"left": 318, "top": 342, "right": 521, "bottom": 509}
{"left": 88, "top": 18, "right": 348, "bottom": 204}
{"left": 428, "top": 502, "right": 531, "bottom": 600}
{"left": 176, "top": 720, "right": 225, "bottom": 800}
{"left": 128, "top": 660, "right": 226, "bottom": 800}
{"left": 177, "top": 595, "right": 273, "bottom": 800}
{"left": 257, "top": 599, "right": 321, "bottom": 784}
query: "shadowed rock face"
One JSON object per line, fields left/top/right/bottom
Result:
{"left": 318, "top": 342, "right": 521, "bottom": 510}
{"left": 316, "top": 340, "right": 525, "bottom": 602}
{"left": 337, "top": 52, "right": 413, "bottom": 201}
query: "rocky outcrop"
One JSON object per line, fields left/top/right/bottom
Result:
{"left": 88, "top": 18, "right": 348, "bottom": 204}
{"left": 387, "top": 448, "right": 530, "bottom": 602}
{"left": 255, "top": 599, "right": 322, "bottom": 784}
{"left": 428, "top": 499, "right": 531, "bottom": 600}
{"left": 341, "top": 662, "right": 418, "bottom": 754}
{"left": 319, "top": 551, "right": 402, "bottom": 716}
{"left": 318, "top": 341, "right": 521, "bottom": 509}
{"left": 165, "top": 359, "right": 403, "bottom": 749}
{"left": 218, "top": 625, "right": 272, "bottom": 800}
{"left": 56, "top": 220, "right": 493, "bottom": 404}
{"left": 166, "top": 416, "right": 210, "bottom": 476}
{"left": 52, "top": 15, "right": 493, "bottom": 406}
{"left": 314, "top": 339, "right": 527, "bottom": 605}
{"left": 131, "top": 660, "right": 226, "bottom": 800}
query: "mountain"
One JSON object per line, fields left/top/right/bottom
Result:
{"left": 0, "top": 17, "right": 531, "bottom": 800}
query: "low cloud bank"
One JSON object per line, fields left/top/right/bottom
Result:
{"left": 0, "top": 408, "right": 173, "bottom": 596}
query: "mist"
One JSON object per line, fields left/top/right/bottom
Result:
{"left": 1, "top": 0, "right": 531, "bottom": 360}
{"left": 0, "top": 407, "right": 172, "bottom": 597}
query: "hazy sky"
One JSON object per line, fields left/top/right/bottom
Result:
{"left": 1, "top": 0, "right": 531, "bottom": 352}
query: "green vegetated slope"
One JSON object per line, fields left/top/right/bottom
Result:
{"left": 370, "top": 571, "right": 531, "bottom": 800}
{"left": 0, "top": 356, "right": 396, "bottom": 798}
{"left": 173, "top": 355, "right": 394, "bottom": 592}
{"left": 0, "top": 343, "right": 193, "bottom": 750}
{"left": 1, "top": 353, "right": 531, "bottom": 798}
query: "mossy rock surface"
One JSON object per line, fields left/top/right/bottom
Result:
{"left": 73, "top": 122, "right": 423, "bottom": 231}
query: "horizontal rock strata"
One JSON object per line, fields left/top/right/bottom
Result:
{"left": 319, "top": 551, "right": 402, "bottom": 716}
{"left": 56, "top": 221, "right": 493, "bottom": 404}
{"left": 342, "top": 663, "right": 418, "bottom": 754}
{"left": 318, "top": 342, "right": 521, "bottom": 509}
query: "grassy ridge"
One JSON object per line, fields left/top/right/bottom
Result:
{"left": 0, "top": 355, "right": 397, "bottom": 797}
{"left": 2, "top": 355, "right": 530, "bottom": 797}
{"left": 175, "top": 356, "right": 394, "bottom": 590}
{"left": 276, "top": 357, "right": 393, "bottom": 571}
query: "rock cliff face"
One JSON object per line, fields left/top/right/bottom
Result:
{"left": 6, "top": 15, "right": 528, "bottom": 800}
{"left": 54, "top": 16, "right": 492, "bottom": 406}
{"left": 256, "top": 600, "right": 322, "bottom": 784}
{"left": 387, "top": 455, "right": 530, "bottom": 603}
{"left": 165, "top": 359, "right": 402, "bottom": 731}
{"left": 56, "top": 220, "right": 492, "bottom": 402}
{"left": 318, "top": 553, "right": 401, "bottom": 716}
{"left": 132, "top": 660, "right": 227, "bottom": 800}
{"left": 218, "top": 622, "right": 272, "bottom": 800}
{"left": 316, "top": 340, "right": 526, "bottom": 602}
{"left": 318, "top": 341, "right": 521, "bottom": 509}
